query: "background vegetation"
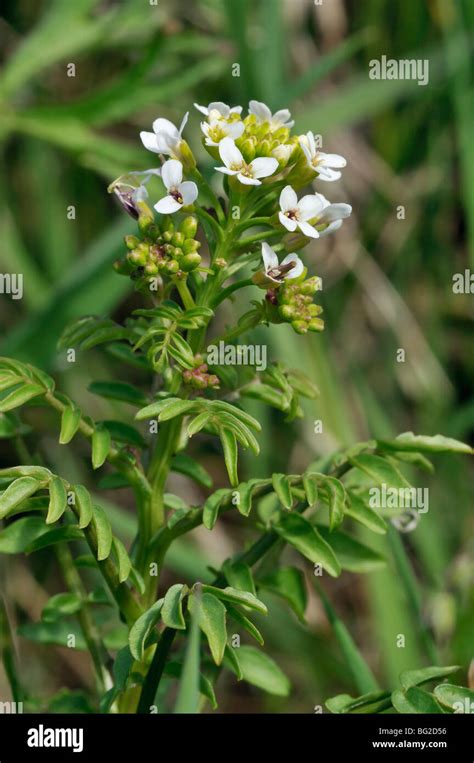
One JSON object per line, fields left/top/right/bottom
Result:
{"left": 0, "top": 0, "right": 472, "bottom": 712}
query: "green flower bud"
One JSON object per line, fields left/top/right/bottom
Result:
{"left": 292, "top": 320, "right": 308, "bottom": 334}
{"left": 172, "top": 232, "right": 185, "bottom": 247}
{"left": 309, "top": 318, "right": 324, "bottom": 332}
{"left": 128, "top": 248, "right": 147, "bottom": 266}
{"left": 145, "top": 262, "right": 159, "bottom": 275}
{"left": 166, "top": 260, "right": 180, "bottom": 274}
{"left": 183, "top": 238, "right": 200, "bottom": 254}
{"left": 180, "top": 216, "right": 198, "bottom": 239}
{"left": 137, "top": 202, "right": 154, "bottom": 233}
{"left": 279, "top": 304, "right": 294, "bottom": 319}
{"left": 179, "top": 140, "right": 197, "bottom": 171}
{"left": 163, "top": 231, "right": 174, "bottom": 243}
{"left": 162, "top": 217, "right": 175, "bottom": 234}
{"left": 239, "top": 138, "right": 257, "bottom": 162}
{"left": 181, "top": 253, "right": 202, "bottom": 272}
{"left": 125, "top": 235, "right": 140, "bottom": 250}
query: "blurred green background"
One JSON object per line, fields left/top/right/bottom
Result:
{"left": 0, "top": 0, "right": 473, "bottom": 712}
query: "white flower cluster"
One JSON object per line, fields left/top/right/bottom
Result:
{"left": 129, "top": 100, "right": 352, "bottom": 279}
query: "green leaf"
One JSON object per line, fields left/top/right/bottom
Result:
{"left": 0, "top": 465, "right": 51, "bottom": 480}
{"left": 74, "top": 484, "right": 93, "bottom": 529}
{"left": 128, "top": 599, "right": 164, "bottom": 661}
{"left": 349, "top": 454, "right": 411, "bottom": 489}
{"left": 345, "top": 491, "right": 387, "bottom": 535}
{"left": 101, "top": 420, "right": 146, "bottom": 449}
{"left": 48, "top": 689, "right": 94, "bottom": 714}
{"left": 272, "top": 473, "right": 293, "bottom": 509}
{"left": 0, "top": 477, "right": 42, "bottom": 519}
{"left": 302, "top": 473, "right": 318, "bottom": 506}
{"left": 112, "top": 537, "right": 132, "bottom": 583}
{"left": 170, "top": 334, "right": 195, "bottom": 369}
{"left": 400, "top": 665, "right": 460, "bottom": 690}
{"left": 26, "top": 525, "right": 84, "bottom": 552}
{"left": 0, "top": 516, "right": 49, "bottom": 553}
{"left": 379, "top": 432, "right": 472, "bottom": 455}
{"left": 165, "top": 662, "right": 217, "bottom": 710}
{"left": 275, "top": 514, "right": 341, "bottom": 577}
{"left": 224, "top": 644, "right": 243, "bottom": 680}
{"left": 92, "top": 505, "right": 113, "bottom": 561}
{"left": 187, "top": 411, "right": 211, "bottom": 438}
{"left": 259, "top": 567, "right": 307, "bottom": 621}
{"left": 162, "top": 584, "right": 187, "bottom": 630}
{"left": 18, "top": 620, "right": 86, "bottom": 650}
{"left": 59, "top": 406, "right": 82, "bottom": 444}
{"left": 171, "top": 454, "right": 213, "bottom": 488}
{"left": 203, "top": 488, "right": 231, "bottom": 531}
{"left": 46, "top": 476, "right": 68, "bottom": 525}
{"left": 317, "top": 527, "right": 386, "bottom": 574}
{"left": 433, "top": 684, "right": 474, "bottom": 711}
{"left": 318, "top": 475, "right": 346, "bottom": 531}
{"left": 235, "top": 478, "right": 269, "bottom": 517}
{"left": 286, "top": 368, "right": 319, "bottom": 398}
{"left": 233, "top": 646, "right": 290, "bottom": 697}
{"left": 220, "top": 428, "right": 239, "bottom": 486}
{"left": 325, "top": 690, "right": 392, "bottom": 714}
{"left": 222, "top": 560, "right": 256, "bottom": 595}
{"left": 88, "top": 381, "right": 147, "bottom": 407}
{"left": 0, "top": 384, "right": 45, "bottom": 412}
{"left": 42, "top": 593, "right": 82, "bottom": 623}
{"left": 201, "top": 585, "right": 267, "bottom": 615}
{"left": 174, "top": 600, "right": 201, "bottom": 714}
{"left": 189, "top": 591, "right": 226, "bottom": 666}
{"left": 158, "top": 399, "right": 197, "bottom": 422}
{"left": 391, "top": 687, "right": 445, "bottom": 714}
{"left": 225, "top": 605, "right": 264, "bottom": 645}
{"left": 91, "top": 427, "right": 111, "bottom": 469}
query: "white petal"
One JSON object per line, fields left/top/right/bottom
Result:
{"left": 320, "top": 203, "right": 352, "bottom": 222}
{"left": 154, "top": 196, "right": 182, "bottom": 214}
{"left": 152, "top": 118, "right": 180, "bottom": 141}
{"left": 272, "top": 109, "right": 292, "bottom": 125}
{"left": 319, "top": 220, "right": 343, "bottom": 237}
{"left": 279, "top": 185, "right": 298, "bottom": 212}
{"left": 279, "top": 212, "right": 297, "bottom": 232}
{"left": 319, "top": 152, "right": 346, "bottom": 168}
{"left": 219, "top": 137, "right": 243, "bottom": 169}
{"left": 178, "top": 112, "right": 189, "bottom": 136}
{"left": 300, "top": 143, "right": 313, "bottom": 165}
{"left": 281, "top": 254, "right": 304, "bottom": 279}
{"left": 215, "top": 167, "right": 239, "bottom": 175}
{"left": 226, "top": 121, "right": 245, "bottom": 140}
{"left": 179, "top": 181, "right": 198, "bottom": 206}
{"left": 200, "top": 122, "right": 211, "bottom": 138}
{"left": 298, "top": 194, "right": 325, "bottom": 220}
{"left": 208, "top": 102, "right": 230, "bottom": 118}
{"left": 298, "top": 221, "right": 320, "bottom": 238}
{"left": 229, "top": 105, "right": 243, "bottom": 114}
{"left": 133, "top": 186, "right": 148, "bottom": 202}
{"left": 238, "top": 173, "right": 261, "bottom": 185}
{"left": 307, "top": 132, "right": 316, "bottom": 155}
{"left": 140, "top": 131, "right": 159, "bottom": 153}
{"left": 261, "top": 242, "right": 279, "bottom": 273}
{"left": 161, "top": 159, "right": 183, "bottom": 190}
{"left": 250, "top": 157, "right": 278, "bottom": 179}
{"left": 317, "top": 167, "right": 341, "bottom": 181}
{"left": 194, "top": 103, "right": 209, "bottom": 115}
{"left": 249, "top": 100, "right": 272, "bottom": 122}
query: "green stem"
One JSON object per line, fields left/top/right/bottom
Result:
{"left": 387, "top": 525, "right": 439, "bottom": 664}
{"left": 314, "top": 579, "right": 379, "bottom": 694}
{"left": 191, "top": 169, "right": 226, "bottom": 225}
{"left": 235, "top": 229, "right": 281, "bottom": 249}
{"left": 194, "top": 206, "right": 224, "bottom": 242}
{"left": 56, "top": 543, "right": 112, "bottom": 695}
{"left": 136, "top": 627, "right": 177, "bottom": 714}
{"left": 210, "top": 278, "right": 254, "bottom": 308}
{"left": 174, "top": 277, "right": 195, "bottom": 310}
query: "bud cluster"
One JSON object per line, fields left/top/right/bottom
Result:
{"left": 182, "top": 355, "right": 220, "bottom": 390}
{"left": 115, "top": 215, "right": 201, "bottom": 285}
{"left": 277, "top": 276, "right": 324, "bottom": 334}
{"left": 235, "top": 116, "right": 298, "bottom": 170}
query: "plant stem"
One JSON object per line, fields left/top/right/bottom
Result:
{"left": 314, "top": 579, "right": 379, "bottom": 694}
{"left": 56, "top": 543, "right": 112, "bottom": 695}
{"left": 387, "top": 525, "right": 439, "bottom": 664}
{"left": 136, "top": 627, "right": 177, "bottom": 713}
{"left": 210, "top": 278, "right": 254, "bottom": 308}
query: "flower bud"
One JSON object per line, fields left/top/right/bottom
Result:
{"left": 172, "top": 232, "right": 185, "bottom": 247}
{"left": 137, "top": 202, "right": 154, "bottom": 233}
{"left": 181, "top": 253, "right": 202, "bottom": 272}
{"left": 180, "top": 216, "right": 198, "bottom": 239}
{"left": 166, "top": 260, "right": 180, "bottom": 274}
{"left": 178, "top": 140, "right": 197, "bottom": 171}
{"left": 124, "top": 235, "right": 140, "bottom": 250}
{"left": 183, "top": 238, "right": 200, "bottom": 254}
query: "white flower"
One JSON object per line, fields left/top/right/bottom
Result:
{"left": 261, "top": 243, "right": 304, "bottom": 284}
{"left": 249, "top": 100, "right": 294, "bottom": 130}
{"left": 201, "top": 119, "right": 245, "bottom": 147}
{"left": 279, "top": 185, "right": 324, "bottom": 238}
{"left": 299, "top": 133, "right": 346, "bottom": 181}
{"left": 140, "top": 113, "right": 189, "bottom": 157}
{"left": 313, "top": 193, "right": 352, "bottom": 236}
{"left": 154, "top": 160, "right": 198, "bottom": 214}
{"left": 108, "top": 169, "right": 161, "bottom": 217}
{"left": 194, "top": 101, "right": 243, "bottom": 119}
{"left": 215, "top": 137, "right": 278, "bottom": 186}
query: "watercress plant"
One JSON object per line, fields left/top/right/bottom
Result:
{"left": 0, "top": 100, "right": 471, "bottom": 713}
